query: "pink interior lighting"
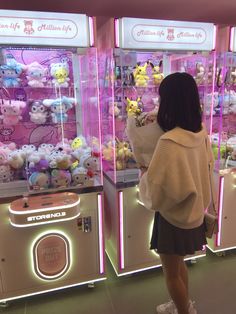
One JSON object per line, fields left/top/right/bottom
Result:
{"left": 230, "top": 27, "right": 235, "bottom": 52}
{"left": 89, "top": 17, "right": 95, "bottom": 47}
{"left": 114, "top": 18, "right": 120, "bottom": 48}
{"left": 97, "top": 193, "right": 105, "bottom": 274}
{"left": 118, "top": 191, "right": 124, "bottom": 269}
{"left": 216, "top": 176, "right": 224, "bottom": 247}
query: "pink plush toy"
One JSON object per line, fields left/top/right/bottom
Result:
{"left": 26, "top": 62, "right": 47, "bottom": 88}
{"left": 0, "top": 100, "right": 26, "bottom": 125}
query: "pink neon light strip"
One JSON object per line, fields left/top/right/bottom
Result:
{"left": 209, "top": 50, "right": 217, "bottom": 139}
{"left": 118, "top": 191, "right": 124, "bottom": 269}
{"left": 89, "top": 17, "right": 95, "bottom": 47}
{"left": 216, "top": 176, "right": 224, "bottom": 247}
{"left": 97, "top": 194, "right": 105, "bottom": 274}
{"left": 230, "top": 27, "right": 235, "bottom": 52}
{"left": 94, "top": 48, "right": 103, "bottom": 185}
{"left": 114, "top": 18, "right": 120, "bottom": 48}
{"left": 110, "top": 50, "right": 117, "bottom": 182}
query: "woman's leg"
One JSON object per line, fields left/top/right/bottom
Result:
{"left": 159, "top": 253, "right": 189, "bottom": 314}
{"left": 180, "top": 258, "right": 189, "bottom": 299}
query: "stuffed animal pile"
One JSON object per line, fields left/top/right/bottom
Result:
{"left": 0, "top": 136, "right": 100, "bottom": 190}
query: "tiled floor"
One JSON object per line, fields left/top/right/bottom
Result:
{"left": 1, "top": 249, "right": 236, "bottom": 314}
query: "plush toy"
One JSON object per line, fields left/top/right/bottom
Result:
{"left": 195, "top": 62, "right": 205, "bottom": 85}
{"left": 0, "top": 100, "right": 26, "bottom": 125}
{"left": 0, "top": 55, "right": 25, "bottom": 88}
{"left": 71, "top": 166, "right": 92, "bottom": 186}
{"left": 0, "top": 164, "right": 12, "bottom": 183}
{"left": 26, "top": 62, "right": 47, "bottom": 87}
{"left": 0, "top": 148, "right": 9, "bottom": 165}
{"left": 125, "top": 97, "right": 142, "bottom": 117}
{"left": 0, "top": 142, "right": 16, "bottom": 165}
{"left": 28, "top": 100, "right": 48, "bottom": 124}
{"left": 116, "top": 139, "right": 133, "bottom": 170}
{"left": 8, "top": 150, "right": 25, "bottom": 169}
{"left": 149, "top": 60, "right": 164, "bottom": 85}
{"left": 48, "top": 150, "right": 72, "bottom": 170}
{"left": 55, "top": 139, "right": 73, "bottom": 154}
{"left": 102, "top": 141, "right": 114, "bottom": 161}
{"left": 50, "top": 62, "right": 70, "bottom": 88}
{"left": 43, "top": 96, "right": 75, "bottom": 123}
{"left": 27, "top": 151, "right": 49, "bottom": 173}
{"left": 38, "top": 143, "right": 55, "bottom": 154}
{"left": 109, "top": 102, "right": 122, "bottom": 120}
{"left": 71, "top": 135, "right": 87, "bottom": 150}
{"left": 51, "top": 169, "right": 71, "bottom": 188}
{"left": 79, "top": 153, "right": 99, "bottom": 173}
{"left": 29, "top": 172, "right": 50, "bottom": 190}
{"left": 132, "top": 62, "right": 149, "bottom": 87}
{"left": 21, "top": 144, "right": 36, "bottom": 158}
{"left": 230, "top": 68, "right": 236, "bottom": 84}
{"left": 204, "top": 92, "right": 219, "bottom": 115}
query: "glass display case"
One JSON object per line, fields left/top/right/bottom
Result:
{"left": 0, "top": 11, "right": 105, "bottom": 304}
{"left": 98, "top": 17, "right": 215, "bottom": 276}
{"left": 207, "top": 48, "right": 236, "bottom": 253}
{"left": 100, "top": 49, "right": 215, "bottom": 185}
{"left": 0, "top": 47, "right": 102, "bottom": 197}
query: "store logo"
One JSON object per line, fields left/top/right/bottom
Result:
{"left": 27, "top": 212, "right": 66, "bottom": 222}
{"left": 23, "top": 20, "right": 35, "bottom": 35}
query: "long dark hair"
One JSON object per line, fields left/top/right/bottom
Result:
{"left": 157, "top": 72, "right": 202, "bottom": 132}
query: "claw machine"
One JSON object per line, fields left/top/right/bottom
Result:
{"left": 0, "top": 10, "right": 105, "bottom": 303}
{"left": 98, "top": 17, "right": 216, "bottom": 276}
{"left": 207, "top": 26, "right": 236, "bottom": 253}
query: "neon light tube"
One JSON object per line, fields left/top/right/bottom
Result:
{"left": 230, "top": 27, "right": 235, "bottom": 52}
{"left": 216, "top": 176, "right": 224, "bottom": 247}
{"left": 89, "top": 16, "right": 95, "bottom": 47}
{"left": 97, "top": 194, "right": 105, "bottom": 274}
{"left": 118, "top": 191, "right": 124, "bottom": 269}
{"left": 114, "top": 18, "right": 120, "bottom": 48}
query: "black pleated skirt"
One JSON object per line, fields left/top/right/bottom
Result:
{"left": 150, "top": 212, "right": 207, "bottom": 256}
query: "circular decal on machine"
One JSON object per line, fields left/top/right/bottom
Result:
{"left": 32, "top": 232, "right": 71, "bottom": 280}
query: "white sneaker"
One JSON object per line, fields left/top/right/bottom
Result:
{"left": 156, "top": 300, "right": 196, "bottom": 314}
{"left": 156, "top": 300, "right": 176, "bottom": 313}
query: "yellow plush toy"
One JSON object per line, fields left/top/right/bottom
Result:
{"left": 133, "top": 62, "right": 149, "bottom": 87}
{"left": 149, "top": 60, "right": 164, "bottom": 85}
{"left": 125, "top": 97, "right": 142, "bottom": 117}
{"left": 115, "top": 138, "right": 133, "bottom": 170}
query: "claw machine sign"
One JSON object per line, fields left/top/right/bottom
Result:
{"left": 0, "top": 10, "right": 91, "bottom": 47}
{"left": 117, "top": 17, "right": 216, "bottom": 51}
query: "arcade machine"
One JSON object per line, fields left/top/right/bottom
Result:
{"left": 98, "top": 17, "right": 216, "bottom": 276}
{"left": 0, "top": 10, "right": 105, "bottom": 304}
{"left": 207, "top": 26, "right": 236, "bottom": 253}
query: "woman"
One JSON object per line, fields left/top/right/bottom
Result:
{"left": 138, "top": 73, "right": 215, "bottom": 314}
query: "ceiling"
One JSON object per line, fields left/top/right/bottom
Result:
{"left": 1, "top": 0, "right": 236, "bottom": 25}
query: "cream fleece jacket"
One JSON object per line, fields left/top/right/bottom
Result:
{"left": 139, "top": 126, "right": 215, "bottom": 229}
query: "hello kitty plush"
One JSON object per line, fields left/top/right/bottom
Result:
{"left": 28, "top": 100, "right": 48, "bottom": 124}
{"left": 43, "top": 97, "right": 75, "bottom": 123}
{"left": 26, "top": 62, "right": 47, "bottom": 88}
{"left": 0, "top": 100, "right": 26, "bottom": 125}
